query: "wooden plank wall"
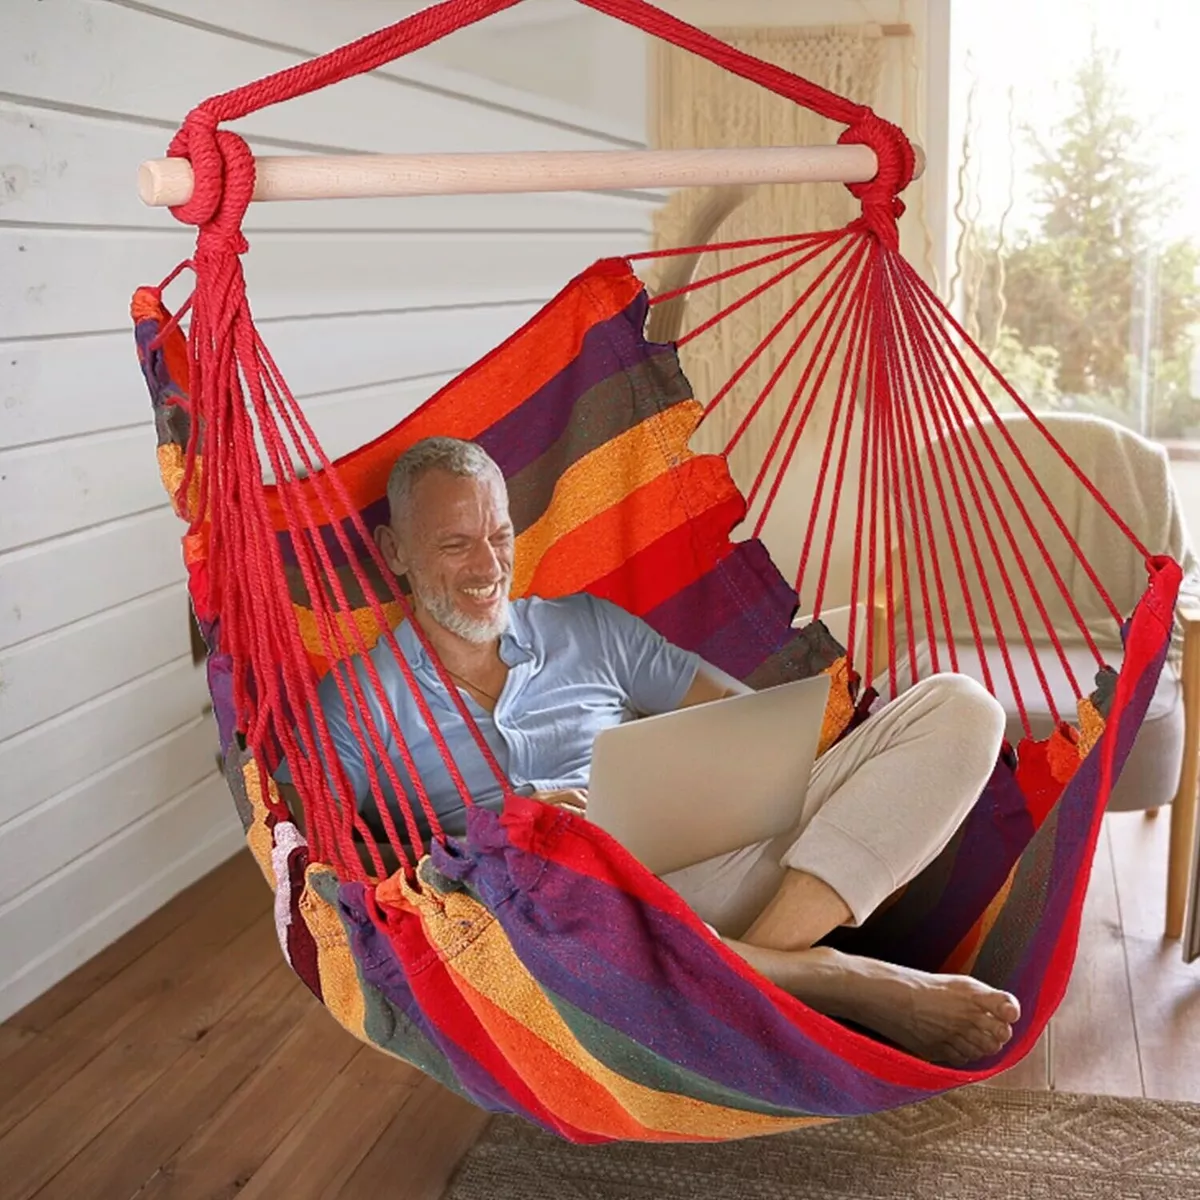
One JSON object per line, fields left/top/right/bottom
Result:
{"left": 0, "top": 0, "right": 654, "bottom": 1020}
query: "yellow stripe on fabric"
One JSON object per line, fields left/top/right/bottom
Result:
{"left": 155, "top": 443, "right": 201, "bottom": 521}
{"left": 817, "top": 657, "right": 856, "bottom": 758}
{"left": 1077, "top": 696, "right": 1105, "bottom": 759}
{"left": 299, "top": 864, "right": 371, "bottom": 1045}
{"left": 416, "top": 884, "right": 825, "bottom": 1141}
{"left": 510, "top": 405, "right": 702, "bottom": 599}
{"left": 293, "top": 602, "right": 406, "bottom": 662}
{"left": 239, "top": 758, "right": 277, "bottom": 887}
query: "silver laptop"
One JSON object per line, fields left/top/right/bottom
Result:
{"left": 586, "top": 674, "right": 832, "bottom": 876}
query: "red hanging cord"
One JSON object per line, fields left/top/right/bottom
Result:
{"left": 715, "top": 235, "right": 862, "bottom": 447}
{"left": 629, "top": 229, "right": 828, "bottom": 267}
{"left": 893, "top": 260, "right": 1100, "bottom": 690}
{"left": 797, "top": 269, "right": 873, "bottom": 614}
{"left": 899, "top": 259, "right": 1144, "bottom": 600}
{"left": 648, "top": 235, "right": 838, "bottom": 311}
{"left": 686, "top": 232, "right": 845, "bottom": 355}
{"left": 749, "top": 244, "right": 872, "bottom": 533}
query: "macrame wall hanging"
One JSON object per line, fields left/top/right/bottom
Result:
{"left": 648, "top": 22, "right": 916, "bottom": 617}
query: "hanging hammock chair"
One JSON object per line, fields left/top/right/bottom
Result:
{"left": 131, "top": 0, "right": 1180, "bottom": 1145}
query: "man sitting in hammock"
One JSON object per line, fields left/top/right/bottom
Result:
{"left": 282, "top": 435, "right": 1020, "bottom": 1067}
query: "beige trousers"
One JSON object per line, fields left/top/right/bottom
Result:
{"left": 662, "top": 673, "right": 1007, "bottom": 938}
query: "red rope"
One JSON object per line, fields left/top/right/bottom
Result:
{"left": 880, "top": 288, "right": 928, "bottom": 686}
{"left": 749, "top": 243, "right": 872, "bottom": 532}
{"left": 899, "top": 259, "right": 1141, "bottom": 608}
{"left": 889, "top": 264, "right": 1089, "bottom": 705}
{"left": 882, "top": 275, "right": 1039, "bottom": 732}
{"left": 878, "top": 330, "right": 913, "bottom": 693}
{"left": 863, "top": 311, "right": 886, "bottom": 689}
{"left": 714, "top": 235, "right": 861, "bottom": 445}
{"left": 877, "top": 278, "right": 955, "bottom": 676}
{"left": 799, "top": 269, "right": 873, "bottom": 614}
{"left": 648, "top": 236, "right": 836, "bottom": 310}
{"left": 843, "top": 264, "right": 878, "bottom": 680}
{"left": 629, "top": 230, "right": 826, "bottom": 266}
{"left": 255, "top": 336, "right": 515, "bottom": 802}
{"left": 685, "top": 232, "right": 844, "bottom": 354}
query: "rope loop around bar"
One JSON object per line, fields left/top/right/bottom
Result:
{"left": 838, "top": 112, "right": 915, "bottom": 248}
{"left": 167, "top": 114, "right": 255, "bottom": 258}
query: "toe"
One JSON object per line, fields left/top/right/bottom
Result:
{"left": 977, "top": 1012, "right": 1013, "bottom": 1047}
{"left": 985, "top": 990, "right": 1020, "bottom": 1023}
{"left": 943, "top": 1035, "right": 982, "bottom": 1066}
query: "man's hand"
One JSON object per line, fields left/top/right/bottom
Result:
{"left": 531, "top": 788, "right": 588, "bottom": 814}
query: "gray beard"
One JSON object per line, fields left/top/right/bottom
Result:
{"left": 410, "top": 575, "right": 511, "bottom": 645}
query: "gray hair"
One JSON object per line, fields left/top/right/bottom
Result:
{"left": 385, "top": 436, "right": 503, "bottom": 534}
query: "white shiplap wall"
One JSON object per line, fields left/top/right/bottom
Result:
{"left": 0, "top": 0, "right": 652, "bottom": 1021}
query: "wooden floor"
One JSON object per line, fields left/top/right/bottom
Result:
{"left": 1, "top": 811, "right": 1197, "bottom": 1200}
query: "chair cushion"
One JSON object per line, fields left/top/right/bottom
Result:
{"left": 876, "top": 642, "right": 1183, "bottom": 812}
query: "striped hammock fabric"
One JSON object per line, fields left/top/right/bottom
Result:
{"left": 133, "top": 253, "right": 1180, "bottom": 1143}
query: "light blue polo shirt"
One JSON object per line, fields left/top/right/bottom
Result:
{"left": 284, "top": 593, "right": 700, "bottom": 844}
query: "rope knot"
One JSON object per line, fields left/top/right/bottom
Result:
{"left": 165, "top": 109, "right": 255, "bottom": 253}
{"left": 838, "top": 113, "right": 915, "bottom": 249}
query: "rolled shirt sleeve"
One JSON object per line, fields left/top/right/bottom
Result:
{"left": 586, "top": 595, "right": 701, "bottom": 715}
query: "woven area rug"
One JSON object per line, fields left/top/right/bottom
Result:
{"left": 443, "top": 1087, "right": 1200, "bottom": 1199}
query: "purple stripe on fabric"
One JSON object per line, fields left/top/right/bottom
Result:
{"left": 993, "top": 626, "right": 1168, "bottom": 1009}
{"left": 275, "top": 497, "right": 388, "bottom": 572}
{"left": 206, "top": 650, "right": 237, "bottom": 755}
{"left": 474, "top": 292, "right": 660, "bottom": 479}
{"left": 646, "top": 540, "right": 798, "bottom": 678}
{"left": 431, "top": 807, "right": 939, "bottom": 1118}
{"left": 136, "top": 319, "right": 180, "bottom": 411}
{"left": 335, "top": 881, "right": 522, "bottom": 1115}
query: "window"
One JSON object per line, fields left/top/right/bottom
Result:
{"left": 948, "top": 0, "right": 1200, "bottom": 444}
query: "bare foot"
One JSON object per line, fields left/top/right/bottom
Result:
{"left": 726, "top": 942, "right": 1020, "bottom": 1067}
{"left": 837, "top": 959, "right": 1020, "bottom": 1066}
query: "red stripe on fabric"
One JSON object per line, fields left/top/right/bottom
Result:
{"left": 1027, "top": 557, "right": 1180, "bottom": 1041}
{"left": 585, "top": 494, "right": 745, "bottom": 617}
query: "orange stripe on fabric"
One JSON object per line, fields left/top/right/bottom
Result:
{"left": 817, "top": 657, "right": 856, "bottom": 757}
{"left": 239, "top": 758, "right": 277, "bottom": 886}
{"left": 422, "top": 887, "right": 824, "bottom": 1141}
{"left": 263, "top": 260, "right": 644, "bottom": 529}
{"left": 511, "top": 405, "right": 724, "bottom": 598}
{"left": 293, "top": 602, "right": 406, "bottom": 666}
{"left": 1077, "top": 696, "right": 1105, "bottom": 758}
{"left": 299, "top": 864, "right": 372, "bottom": 1046}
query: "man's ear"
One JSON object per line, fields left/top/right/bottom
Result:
{"left": 374, "top": 524, "right": 406, "bottom": 577}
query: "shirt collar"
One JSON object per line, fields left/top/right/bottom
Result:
{"left": 393, "top": 600, "right": 533, "bottom": 675}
